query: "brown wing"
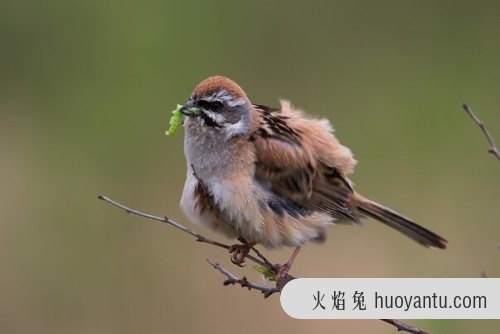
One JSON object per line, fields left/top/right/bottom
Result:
{"left": 251, "top": 102, "right": 358, "bottom": 222}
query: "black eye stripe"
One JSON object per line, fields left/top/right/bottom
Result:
{"left": 198, "top": 100, "right": 223, "bottom": 111}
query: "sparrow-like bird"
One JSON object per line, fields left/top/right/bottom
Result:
{"left": 179, "top": 75, "right": 446, "bottom": 280}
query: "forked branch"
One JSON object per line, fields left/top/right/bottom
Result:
{"left": 207, "top": 260, "right": 280, "bottom": 298}
{"left": 98, "top": 194, "right": 434, "bottom": 334}
{"left": 463, "top": 103, "right": 500, "bottom": 161}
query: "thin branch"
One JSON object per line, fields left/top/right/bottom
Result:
{"left": 463, "top": 103, "right": 500, "bottom": 160}
{"left": 97, "top": 195, "right": 269, "bottom": 269}
{"left": 237, "top": 236, "right": 274, "bottom": 268}
{"left": 208, "top": 261, "right": 430, "bottom": 334}
{"left": 99, "top": 194, "right": 433, "bottom": 334}
{"left": 381, "top": 319, "right": 430, "bottom": 334}
{"left": 207, "top": 260, "right": 280, "bottom": 298}
{"left": 251, "top": 245, "right": 274, "bottom": 269}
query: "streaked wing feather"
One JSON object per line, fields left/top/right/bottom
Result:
{"left": 252, "top": 104, "right": 356, "bottom": 222}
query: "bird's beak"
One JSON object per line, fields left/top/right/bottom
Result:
{"left": 180, "top": 101, "right": 201, "bottom": 117}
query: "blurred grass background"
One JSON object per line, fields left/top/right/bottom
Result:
{"left": 1, "top": 0, "right": 499, "bottom": 333}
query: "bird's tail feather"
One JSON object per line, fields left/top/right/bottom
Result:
{"left": 356, "top": 196, "right": 447, "bottom": 249}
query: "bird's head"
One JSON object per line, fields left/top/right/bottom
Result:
{"left": 180, "top": 76, "right": 253, "bottom": 138}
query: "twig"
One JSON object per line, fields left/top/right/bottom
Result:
{"left": 97, "top": 195, "right": 269, "bottom": 269}
{"left": 99, "top": 194, "right": 433, "bottom": 334}
{"left": 463, "top": 103, "right": 500, "bottom": 160}
{"left": 237, "top": 236, "right": 274, "bottom": 268}
{"left": 381, "top": 319, "right": 430, "bottom": 334}
{"left": 251, "top": 245, "right": 274, "bottom": 268}
{"left": 207, "top": 260, "right": 280, "bottom": 298}
{"left": 208, "top": 261, "right": 430, "bottom": 333}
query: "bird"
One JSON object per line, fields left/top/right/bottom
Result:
{"left": 178, "top": 75, "right": 447, "bottom": 283}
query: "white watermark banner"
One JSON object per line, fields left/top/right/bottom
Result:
{"left": 280, "top": 278, "right": 500, "bottom": 319}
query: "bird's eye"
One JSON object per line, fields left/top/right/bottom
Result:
{"left": 198, "top": 100, "right": 223, "bottom": 112}
{"left": 209, "top": 101, "right": 223, "bottom": 110}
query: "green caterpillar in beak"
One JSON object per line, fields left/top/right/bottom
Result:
{"left": 165, "top": 104, "right": 199, "bottom": 136}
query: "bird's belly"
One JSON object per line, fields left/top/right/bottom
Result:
{"left": 180, "top": 174, "right": 239, "bottom": 239}
{"left": 180, "top": 171, "right": 271, "bottom": 243}
{"left": 180, "top": 172, "right": 335, "bottom": 249}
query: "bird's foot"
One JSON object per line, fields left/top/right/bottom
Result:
{"left": 273, "top": 246, "right": 301, "bottom": 289}
{"left": 274, "top": 263, "right": 293, "bottom": 289}
{"left": 228, "top": 241, "right": 254, "bottom": 267}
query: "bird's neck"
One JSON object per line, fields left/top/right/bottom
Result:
{"left": 183, "top": 131, "right": 254, "bottom": 181}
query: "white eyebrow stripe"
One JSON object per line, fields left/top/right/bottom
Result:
{"left": 214, "top": 90, "right": 229, "bottom": 100}
{"left": 227, "top": 98, "right": 246, "bottom": 107}
{"left": 203, "top": 90, "right": 246, "bottom": 107}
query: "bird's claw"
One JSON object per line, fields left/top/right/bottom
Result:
{"left": 229, "top": 243, "right": 253, "bottom": 267}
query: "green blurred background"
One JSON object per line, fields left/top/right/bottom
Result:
{"left": 1, "top": 0, "right": 499, "bottom": 333}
